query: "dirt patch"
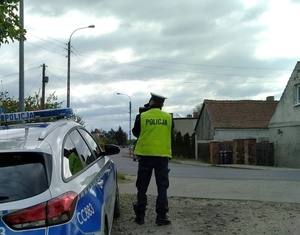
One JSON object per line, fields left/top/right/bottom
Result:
{"left": 118, "top": 174, "right": 135, "bottom": 184}
{"left": 112, "top": 194, "right": 300, "bottom": 235}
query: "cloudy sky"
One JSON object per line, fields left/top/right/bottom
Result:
{"left": 1, "top": 0, "right": 300, "bottom": 135}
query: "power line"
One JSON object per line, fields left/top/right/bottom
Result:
{"left": 71, "top": 49, "right": 293, "bottom": 71}
{"left": 66, "top": 50, "right": 291, "bottom": 79}
{"left": 126, "top": 59, "right": 292, "bottom": 71}
{"left": 5, "top": 30, "right": 294, "bottom": 76}
{"left": 71, "top": 49, "right": 136, "bottom": 112}
{"left": 45, "top": 65, "right": 122, "bottom": 109}
{"left": 9, "top": 33, "right": 293, "bottom": 80}
{"left": 26, "top": 41, "right": 66, "bottom": 57}
{"left": 0, "top": 66, "right": 40, "bottom": 79}
{"left": 45, "top": 65, "right": 284, "bottom": 84}
{"left": 27, "top": 32, "right": 66, "bottom": 47}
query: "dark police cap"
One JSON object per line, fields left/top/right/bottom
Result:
{"left": 150, "top": 92, "right": 167, "bottom": 102}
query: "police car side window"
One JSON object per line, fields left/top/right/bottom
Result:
{"left": 63, "top": 136, "right": 80, "bottom": 178}
{"left": 78, "top": 129, "right": 102, "bottom": 159}
{"left": 69, "top": 130, "right": 94, "bottom": 168}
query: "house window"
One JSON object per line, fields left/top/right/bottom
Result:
{"left": 297, "top": 84, "right": 300, "bottom": 105}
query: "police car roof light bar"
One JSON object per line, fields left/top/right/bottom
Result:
{"left": 0, "top": 108, "right": 74, "bottom": 123}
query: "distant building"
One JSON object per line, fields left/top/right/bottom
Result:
{"left": 173, "top": 112, "right": 199, "bottom": 136}
{"left": 91, "top": 128, "right": 105, "bottom": 139}
{"left": 194, "top": 98, "right": 278, "bottom": 143}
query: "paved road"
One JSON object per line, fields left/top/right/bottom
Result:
{"left": 114, "top": 149, "right": 300, "bottom": 203}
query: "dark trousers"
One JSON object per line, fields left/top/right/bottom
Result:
{"left": 135, "top": 156, "right": 169, "bottom": 214}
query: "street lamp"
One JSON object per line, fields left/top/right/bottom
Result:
{"left": 117, "top": 92, "right": 132, "bottom": 157}
{"left": 67, "top": 25, "right": 95, "bottom": 107}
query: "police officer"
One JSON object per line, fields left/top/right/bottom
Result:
{"left": 132, "top": 92, "right": 174, "bottom": 226}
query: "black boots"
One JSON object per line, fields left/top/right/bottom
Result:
{"left": 133, "top": 204, "right": 145, "bottom": 225}
{"left": 156, "top": 213, "right": 171, "bottom": 226}
{"left": 133, "top": 203, "right": 171, "bottom": 226}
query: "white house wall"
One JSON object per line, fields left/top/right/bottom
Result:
{"left": 196, "top": 107, "right": 214, "bottom": 140}
{"left": 173, "top": 118, "right": 197, "bottom": 136}
{"left": 214, "top": 129, "right": 270, "bottom": 142}
{"left": 269, "top": 61, "right": 300, "bottom": 168}
{"left": 269, "top": 127, "right": 300, "bottom": 167}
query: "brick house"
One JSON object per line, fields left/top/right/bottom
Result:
{"left": 193, "top": 98, "right": 278, "bottom": 163}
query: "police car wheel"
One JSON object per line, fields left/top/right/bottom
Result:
{"left": 114, "top": 182, "right": 121, "bottom": 218}
{"left": 104, "top": 221, "right": 109, "bottom": 235}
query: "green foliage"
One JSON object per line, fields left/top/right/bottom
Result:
{"left": 0, "top": 91, "right": 19, "bottom": 112}
{"left": 175, "top": 131, "right": 183, "bottom": 156}
{"left": 191, "top": 132, "right": 196, "bottom": 157}
{"left": 0, "top": 0, "right": 27, "bottom": 45}
{"left": 70, "top": 114, "right": 85, "bottom": 126}
{"left": 183, "top": 133, "right": 191, "bottom": 156}
{"left": 115, "top": 126, "right": 127, "bottom": 145}
{"left": 24, "top": 91, "right": 63, "bottom": 111}
{"left": 93, "top": 126, "right": 128, "bottom": 146}
{"left": 172, "top": 131, "right": 195, "bottom": 159}
{"left": 117, "top": 172, "right": 126, "bottom": 181}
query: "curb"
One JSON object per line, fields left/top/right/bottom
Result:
{"left": 121, "top": 151, "right": 295, "bottom": 171}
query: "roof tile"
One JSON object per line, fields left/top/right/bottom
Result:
{"left": 204, "top": 99, "right": 278, "bottom": 129}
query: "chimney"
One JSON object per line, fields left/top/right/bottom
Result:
{"left": 266, "top": 96, "right": 274, "bottom": 101}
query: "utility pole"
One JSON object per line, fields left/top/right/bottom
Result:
{"left": 67, "top": 25, "right": 95, "bottom": 107}
{"left": 41, "top": 64, "right": 48, "bottom": 110}
{"left": 129, "top": 99, "right": 132, "bottom": 149}
{"left": 116, "top": 92, "right": 132, "bottom": 157}
{"left": 19, "top": 0, "right": 24, "bottom": 113}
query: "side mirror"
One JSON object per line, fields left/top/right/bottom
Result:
{"left": 104, "top": 144, "right": 120, "bottom": 155}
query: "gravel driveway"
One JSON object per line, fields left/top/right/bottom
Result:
{"left": 112, "top": 182, "right": 300, "bottom": 234}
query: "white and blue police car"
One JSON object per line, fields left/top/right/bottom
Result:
{"left": 0, "top": 108, "right": 120, "bottom": 235}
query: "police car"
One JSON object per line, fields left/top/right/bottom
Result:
{"left": 0, "top": 108, "right": 120, "bottom": 235}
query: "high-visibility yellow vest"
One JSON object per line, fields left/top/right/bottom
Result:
{"left": 134, "top": 108, "right": 172, "bottom": 158}
{"left": 68, "top": 152, "right": 83, "bottom": 174}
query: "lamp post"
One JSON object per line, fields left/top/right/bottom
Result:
{"left": 41, "top": 63, "right": 49, "bottom": 109}
{"left": 19, "top": 0, "right": 24, "bottom": 113}
{"left": 67, "top": 25, "right": 95, "bottom": 107}
{"left": 117, "top": 93, "right": 132, "bottom": 157}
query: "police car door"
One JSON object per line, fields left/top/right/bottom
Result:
{"left": 58, "top": 129, "right": 107, "bottom": 234}
{"left": 77, "top": 129, "right": 116, "bottom": 225}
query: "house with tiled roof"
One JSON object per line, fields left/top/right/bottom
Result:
{"left": 194, "top": 98, "right": 278, "bottom": 142}
{"left": 193, "top": 98, "right": 278, "bottom": 163}
{"left": 269, "top": 61, "right": 300, "bottom": 168}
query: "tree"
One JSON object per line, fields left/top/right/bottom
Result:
{"left": 172, "top": 130, "right": 196, "bottom": 158}
{"left": 0, "top": 91, "right": 19, "bottom": 112}
{"left": 0, "top": 0, "right": 26, "bottom": 46}
{"left": 70, "top": 114, "right": 85, "bottom": 126}
{"left": 24, "top": 91, "right": 63, "bottom": 111}
{"left": 190, "top": 132, "right": 196, "bottom": 159}
{"left": 183, "top": 133, "right": 191, "bottom": 158}
{"left": 105, "top": 129, "right": 117, "bottom": 140}
{"left": 193, "top": 103, "right": 203, "bottom": 113}
{"left": 91, "top": 129, "right": 117, "bottom": 148}
{"left": 115, "top": 126, "right": 127, "bottom": 146}
{"left": 0, "top": 91, "right": 84, "bottom": 124}
{"left": 99, "top": 126, "right": 128, "bottom": 146}
{"left": 173, "top": 131, "right": 183, "bottom": 157}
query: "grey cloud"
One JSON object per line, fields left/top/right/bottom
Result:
{"left": 1, "top": 0, "right": 297, "bottom": 132}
